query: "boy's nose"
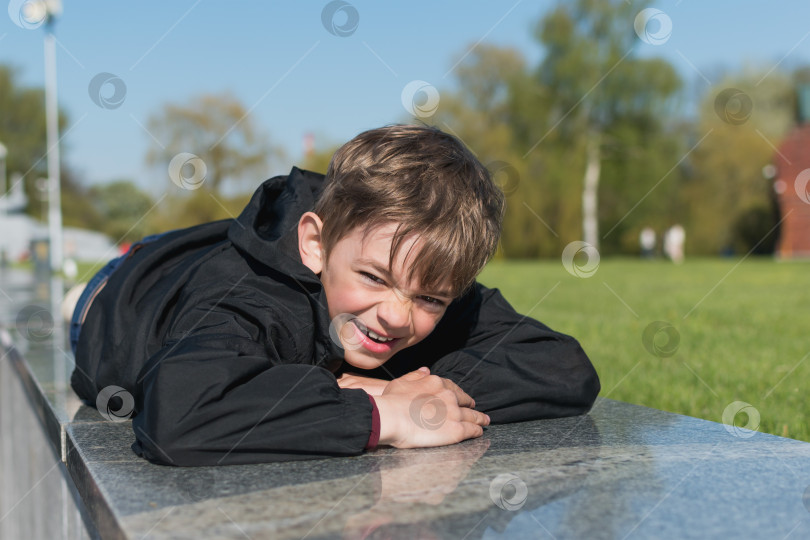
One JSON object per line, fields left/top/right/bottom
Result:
{"left": 376, "top": 294, "right": 412, "bottom": 331}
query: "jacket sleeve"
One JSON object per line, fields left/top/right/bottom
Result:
{"left": 130, "top": 294, "right": 373, "bottom": 467}
{"left": 393, "top": 282, "right": 600, "bottom": 424}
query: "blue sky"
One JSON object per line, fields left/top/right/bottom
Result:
{"left": 2, "top": 0, "right": 810, "bottom": 194}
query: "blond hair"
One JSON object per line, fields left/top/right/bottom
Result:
{"left": 313, "top": 124, "right": 504, "bottom": 298}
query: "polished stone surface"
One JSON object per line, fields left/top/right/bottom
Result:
{"left": 0, "top": 269, "right": 95, "bottom": 539}
{"left": 1, "top": 335, "right": 94, "bottom": 540}
{"left": 2, "top": 268, "right": 810, "bottom": 539}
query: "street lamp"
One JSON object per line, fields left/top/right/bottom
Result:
{"left": 23, "top": 0, "right": 63, "bottom": 274}
{"left": 0, "top": 141, "right": 7, "bottom": 202}
{"left": 0, "top": 142, "right": 7, "bottom": 265}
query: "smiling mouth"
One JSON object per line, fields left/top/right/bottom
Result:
{"left": 351, "top": 319, "right": 401, "bottom": 344}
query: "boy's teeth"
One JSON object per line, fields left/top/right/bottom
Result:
{"left": 366, "top": 328, "right": 394, "bottom": 342}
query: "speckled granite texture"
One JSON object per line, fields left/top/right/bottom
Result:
{"left": 2, "top": 268, "right": 810, "bottom": 539}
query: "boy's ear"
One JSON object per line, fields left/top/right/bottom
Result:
{"left": 298, "top": 212, "right": 325, "bottom": 276}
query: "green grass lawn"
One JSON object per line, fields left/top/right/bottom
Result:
{"left": 477, "top": 257, "right": 810, "bottom": 442}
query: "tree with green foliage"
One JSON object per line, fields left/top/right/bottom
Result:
{"left": 300, "top": 145, "right": 338, "bottom": 176}
{"left": 0, "top": 64, "right": 103, "bottom": 230}
{"left": 435, "top": 1, "right": 683, "bottom": 257}
{"left": 433, "top": 44, "right": 539, "bottom": 257}
{"left": 87, "top": 180, "right": 157, "bottom": 243}
{"left": 145, "top": 92, "right": 284, "bottom": 196}
{"left": 1, "top": 64, "right": 58, "bottom": 216}
{"left": 61, "top": 168, "right": 104, "bottom": 231}
{"left": 0, "top": 66, "right": 49, "bottom": 185}
{"left": 147, "top": 190, "right": 252, "bottom": 234}
{"left": 686, "top": 70, "right": 795, "bottom": 255}
{"left": 533, "top": 0, "right": 682, "bottom": 253}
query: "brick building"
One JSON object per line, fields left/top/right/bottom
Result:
{"left": 773, "top": 88, "right": 810, "bottom": 258}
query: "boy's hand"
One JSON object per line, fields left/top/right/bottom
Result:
{"left": 337, "top": 367, "right": 474, "bottom": 403}
{"left": 384, "top": 366, "right": 478, "bottom": 409}
{"left": 373, "top": 367, "right": 490, "bottom": 449}
{"left": 336, "top": 372, "right": 389, "bottom": 396}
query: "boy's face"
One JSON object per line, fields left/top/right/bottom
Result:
{"left": 298, "top": 213, "right": 454, "bottom": 371}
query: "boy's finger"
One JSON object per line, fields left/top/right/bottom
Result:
{"left": 447, "top": 386, "right": 473, "bottom": 407}
{"left": 460, "top": 408, "right": 490, "bottom": 426}
{"left": 454, "top": 391, "right": 475, "bottom": 408}
{"left": 459, "top": 422, "right": 485, "bottom": 441}
{"left": 445, "top": 381, "right": 475, "bottom": 407}
{"left": 400, "top": 368, "right": 430, "bottom": 381}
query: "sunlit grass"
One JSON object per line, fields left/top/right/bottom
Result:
{"left": 74, "top": 260, "right": 107, "bottom": 282}
{"left": 478, "top": 257, "right": 810, "bottom": 442}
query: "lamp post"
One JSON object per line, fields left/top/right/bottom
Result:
{"left": 0, "top": 142, "right": 7, "bottom": 265}
{"left": 24, "top": 0, "right": 63, "bottom": 274}
{"left": 0, "top": 141, "right": 7, "bottom": 204}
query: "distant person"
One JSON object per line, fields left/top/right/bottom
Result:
{"left": 65, "top": 124, "right": 600, "bottom": 467}
{"left": 664, "top": 224, "right": 685, "bottom": 264}
{"left": 62, "top": 258, "right": 78, "bottom": 281}
{"left": 639, "top": 227, "right": 656, "bottom": 258}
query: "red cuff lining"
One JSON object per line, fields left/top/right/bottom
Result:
{"left": 365, "top": 394, "right": 381, "bottom": 450}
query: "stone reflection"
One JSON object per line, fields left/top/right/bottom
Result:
{"left": 120, "top": 405, "right": 668, "bottom": 539}
{"left": 342, "top": 437, "right": 491, "bottom": 538}
{"left": 341, "top": 410, "right": 664, "bottom": 540}
{"left": 551, "top": 407, "right": 663, "bottom": 539}
{"left": 339, "top": 415, "right": 608, "bottom": 539}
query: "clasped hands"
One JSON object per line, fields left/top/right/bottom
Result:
{"left": 337, "top": 367, "right": 490, "bottom": 448}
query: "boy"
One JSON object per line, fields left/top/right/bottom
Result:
{"left": 69, "top": 124, "right": 600, "bottom": 467}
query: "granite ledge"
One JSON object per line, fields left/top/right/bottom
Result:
{"left": 3, "top": 269, "right": 810, "bottom": 539}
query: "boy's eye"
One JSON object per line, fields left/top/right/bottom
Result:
{"left": 360, "top": 272, "right": 386, "bottom": 285}
{"left": 419, "top": 297, "right": 446, "bottom": 313}
{"left": 360, "top": 272, "right": 446, "bottom": 308}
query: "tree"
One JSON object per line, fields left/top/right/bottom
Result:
{"left": 1, "top": 64, "right": 57, "bottom": 216}
{"left": 147, "top": 190, "right": 252, "bottom": 233}
{"left": 685, "top": 70, "right": 795, "bottom": 254}
{"left": 61, "top": 167, "right": 104, "bottom": 231}
{"left": 534, "top": 0, "right": 682, "bottom": 252}
{"left": 145, "top": 92, "right": 284, "bottom": 195}
{"left": 300, "top": 145, "right": 339, "bottom": 175}
{"left": 435, "top": 3, "right": 683, "bottom": 257}
{"left": 88, "top": 180, "right": 157, "bottom": 243}
{"left": 0, "top": 64, "right": 100, "bottom": 229}
{"left": 0, "top": 65, "right": 48, "bottom": 184}
{"left": 434, "top": 44, "right": 560, "bottom": 257}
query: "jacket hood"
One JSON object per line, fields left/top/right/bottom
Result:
{"left": 228, "top": 167, "right": 345, "bottom": 373}
{"left": 228, "top": 166, "right": 325, "bottom": 286}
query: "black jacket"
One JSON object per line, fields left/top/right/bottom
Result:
{"left": 71, "top": 166, "right": 600, "bottom": 467}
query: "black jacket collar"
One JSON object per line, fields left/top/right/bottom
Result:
{"left": 228, "top": 166, "right": 344, "bottom": 372}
